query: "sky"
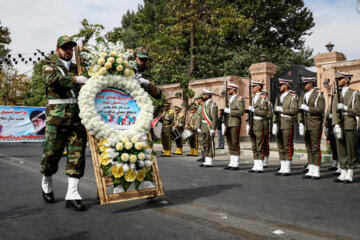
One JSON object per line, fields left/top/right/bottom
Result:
{"left": 0, "top": 0, "right": 359, "bottom": 75}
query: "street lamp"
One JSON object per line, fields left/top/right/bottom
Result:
{"left": 325, "top": 42, "right": 334, "bottom": 52}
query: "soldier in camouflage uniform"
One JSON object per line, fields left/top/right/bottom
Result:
{"left": 40, "top": 35, "right": 88, "bottom": 211}
{"left": 133, "top": 47, "right": 162, "bottom": 99}
{"left": 173, "top": 106, "right": 185, "bottom": 155}
{"left": 187, "top": 105, "right": 200, "bottom": 156}
{"left": 159, "top": 102, "right": 175, "bottom": 156}
{"left": 196, "top": 95, "right": 205, "bottom": 162}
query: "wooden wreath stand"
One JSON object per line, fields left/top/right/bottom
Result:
{"left": 75, "top": 46, "right": 164, "bottom": 205}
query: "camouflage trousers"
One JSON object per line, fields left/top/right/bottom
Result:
{"left": 40, "top": 123, "right": 87, "bottom": 178}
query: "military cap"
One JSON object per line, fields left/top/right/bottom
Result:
{"left": 29, "top": 110, "right": 45, "bottom": 121}
{"left": 227, "top": 83, "right": 239, "bottom": 89}
{"left": 251, "top": 81, "right": 265, "bottom": 89}
{"left": 278, "top": 78, "right": 292, "bottom": 87}
{"left": 336, "top": 72, "right": 353, "bottom": 81}
{"left": 301, "top": 77, "right": 316, "bottom": 85}
{"left": 134, "top": 47, "right": 151, "bottom": 59}
{"left": 202, "top": 89, "right": 214, "bottom": 95}
{"left": 57, "top": 35, "right": 77, "bottom": 48}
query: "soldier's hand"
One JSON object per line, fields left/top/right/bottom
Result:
{"left": 300, "top": 104, "right": 309, "bottom": 112}
{"left": 136, "top": 76, "right": 150, "bottom": 86}
{"left": 224, "top": 108, "right": 230, "bottom": 114}
{"left": 74, "top": 76, "right": 88, "bottom": 84}
{"left": 334, "top": 124, "right": 342, "bottom": 139}
{"left": 275, "top": 106, "right": 283, "bottom": 113}
{"left": 210, "top": 130, "right": 215, "bottom": 136}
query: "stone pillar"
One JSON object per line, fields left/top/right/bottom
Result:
{"left": 249, "top": 62, "right": 277, "bottom": 98}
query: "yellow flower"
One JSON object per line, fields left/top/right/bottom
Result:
{"left": 99, "top": 139, "right": 109, "bottom": 147}
{"left": 99, "top": 145, "right": 109, "bottom": 152}
{"left": 130, "top": 136, "right": 138, "bottom": 143}
{"left": 116, "top": 65, "right": 123, "bottom": 72}
{"left": 112, "top": 165, "right": 124, "bottom": 178}
{"left": 135, "top": 142, "right": 142, "bottom": 150}
{"left": 115, "top": 142, "right": 123, "bottom": 151}
{"left": 138, "top": 152, "right": 145, "bottom": 160}
{"left": 124, "top": 68, "right": 133, "bottom": 77}
{"left": 104, "top": 62, "right": 112, "bottom": 69}
{"left": 141, "top": 142, "right": 147, "bottom": 148}
{"left": 129, "top": 154, "right": 137, "bottom": 163}
{"left": 116, "top": 58, "right": 123, "bottom": 64}
{"left": 99, "top": 52, "right": 107, "bottom": 58}
{"left": 97, "top": 57, "right": 105, "bottom": 65}
{"left": 121, "top": 137, "right": 129, "bottom": 143}
{"left": 118, "top": 53, "right": 125, "bottom": 59}
{"left": 110, "top": 51, "right": 117, "bottom": 57}
{"left": 123, "top": 60, "right": 129, "bottom": 67}
{"left": 125, "top": 141, "right": 133, "bottom": 150}
{"left": 121, "top": 153, "right": 129, "bottom": 162}
{"left": 107, "top": 57, "right": 115, "bottom": 64}
{"left": 99, "top": 67, "right": 107, "bottom": 75}
{"left": 99, "top": 152, "right": 111, "bottom": 165}
{"left": 125, "top": 169, "right": 137, "bottom": 182}
{"left": 136, "top": 169, "right": 145, "bottom": 182}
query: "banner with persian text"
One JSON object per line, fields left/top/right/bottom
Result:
{"left": 0, "top": 106, "right": 46, "bottom": 142}
{"left": 95, "top": 88, "right": 141, "bottom": 131}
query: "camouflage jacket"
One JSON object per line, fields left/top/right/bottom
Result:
{"left": 135, "top": 70, "right": 162, "bottom": 99}
{"left": 174, "top": 112, "right": 185, "bottom": 131}
{"left": 42, "top": 56, "right": 82, "bottom": 126}
{"left": 187, "top": 112, "right": 200, "bottom": 132}
{"left": 159, "top": 109, "right": 175, "bottom": 128}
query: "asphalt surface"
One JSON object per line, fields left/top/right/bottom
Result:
{"left": 0, "top": 142, "right": 359, "bottom": 240}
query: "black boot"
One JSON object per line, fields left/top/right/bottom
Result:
{"left": 66, "top": 200, "right": 86, "bottom": 211}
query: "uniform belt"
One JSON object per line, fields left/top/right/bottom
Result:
{"left": 342, "top": 112, "right": 348, "bottom": 116}
{"left": 253, "top": 116, "right": 263, "bottom": 120}
{"left": 280, "top": 113, "right": 292, "bottom": 118}
{"left": 48, "top": 99, "right": 78, "bottom": 105}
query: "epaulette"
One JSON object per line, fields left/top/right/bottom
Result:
{"left": 169, "top": 109, "right": 174, "bottom": 114}
{"left": 42, "top": 65, "right": 54, "bottom": 73}
{"left": 179, "top": 113, "right": 184, "bottom": 117}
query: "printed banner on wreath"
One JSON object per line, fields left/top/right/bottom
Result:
{"left": 95, "top": 88, "right": 141, "bottom": 131}
{"left": 0, "top": 106, "right": 46, "bottom": 142}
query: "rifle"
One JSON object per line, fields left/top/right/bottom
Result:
{"left": 298, "top": 73, "right": 307, "bottom": 131}
{"left": 223, "top": 78, "right": 229, "bottom": 134}
{"left": 335, "top": 77, "right": 344, "bottom": 138}
{"left": 274, "top": 91, "right": 281, "bottom": 135}
{"left": 246, "top": 75, "right": 254, "bottom": 135}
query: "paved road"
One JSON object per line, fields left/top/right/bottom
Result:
{"left": 0, "top": 142, "right": 359, "bottom": 240}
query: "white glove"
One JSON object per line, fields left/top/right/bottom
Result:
{"left": 275, "top": 106, "right": 283, "bottom": 112}
{"left": 272, "top": 123, "right": 277, "bottom": 135}
{"left": 137, "top": 77, "right": 150, "bottom": 86}
{"left": 74, "top": 76, "right": 88, "bottom": 84}
{"left": 247, "top": 106, "right": 254, "bottom": 112}
{"left": 246, "top": 124, "right": 250, "bottom": 135}
{"left": 342, "top": 105, "right": 348, "bottom": 112}
{"left": 221, "top": 123, "right": 226, "bottom": 135}
{"left": 334, "top": 124, "right": 341, "bottom": 139}
{"left": 210, "top": 130, "right": 215, "bottom": 136}
{"left": 299, "top": 123, "right": 304, "bottom": 136}
{"left": 324, "top": 127, "right": 328, "bottom": 137}
{"left": 300, "top": 104, "right": 309, "bottom": 112}
{"left": 224, "top": 108, "right": 230, "bottom": 114}
{"left": 197, "top": 128, "right": 201, "bottom": 134}
{"left": 337, "top": 103, "right": 343, "bottom": 110}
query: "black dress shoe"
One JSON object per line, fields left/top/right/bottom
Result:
{"left": 344, "top": 180, "right": 353, "bottom": 184}
{"left": 302, "top": 175, "right": 311, "bottom": 179}
{"left": 334, "top": 178, "right": 344, "bottom": 183}
{"left": 275, "top": 172, "right": 282, "bottom": 176}
{"left": 255, "top": 170, "right": 263, "bottom": 173}
{"left": 311, "top": 176, "right": 320, "bottom": 180}
{"left": 42, "top": 189, "right": 55, "bottom": 204}
{"left": 263, "top": 166, "right": 269, "bottom": 168}
{"left": 248, "top": 169, "right": 255, "bottom": 173}
{"left": 282, "top": 173, "right": 291, "bottom": 176}
{"left": 66, "top": 200, "right": 86, "bottom": 211}
{"left": 230, "top": 167, "right": 239, "bottom": 171}
{"left": 328, "top": 167, "right": 337, "bottom": 171}
{"left": 224, "top": 166, "right": 232, "bottom": 170}
{"left": 303, "top": 169, "right": 309, "bottom": 173}
{"left": 203, "top": 165, "right": 213, "bottom": 168}
{"left": 333, "top": 172, "right": 341, "bottom": 176}
{"left": 196, "top": 158, "right": 205, "bottom": 162}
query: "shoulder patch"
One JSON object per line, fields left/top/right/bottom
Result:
{"left": 42, "top": 65, "right": 54, "bottom": 73}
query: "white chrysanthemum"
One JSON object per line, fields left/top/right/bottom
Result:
{"left": 99, "top": 52, "right": 107, "bottom": 58}
{"left": 121, "top": 153, "right": 129, "bottom": 162}
{"left": 125, "top": 142, "right": 133, "bottom": 150}
{"left": 129, "top": 154, "right": 137, "bottom": 163}
{"left": 145, "top": 149, "right": 152, "bottom": 154}
{"left": 130, "top": 163, "right": 136, "bottom": 169}
{"left": 145, "top": 154, "right": 152, "bottom": 160}
{"left": 138, "top": 160, "right": 145, "bottom": 167}
{"left": 115, "top": 142, "right": 123, "bottom": 151}
{"left": 121, "top": 137, "right": 129, "bottom": 143}
{"left": 123, "top": 163, "right": 129, "bottom": 172}
{"left": 138, "top": 152, "right": 145, "bottom": 160}
{"left": 135, "top": 142, "right": 143, "bottom": 150}
{"left": 144, "top": 160, "right": 153, "bottom": 167}
{"left": 106, "top": 148, "right": 119, "bottom": 159}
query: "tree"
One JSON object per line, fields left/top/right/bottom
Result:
{"left": 72, "top": 19, "right": 105, "bottom": 45}
{"left": 24, "top": 59, "right": 49, "bottom": 106}
{"left": 0, "top": 21, "right": 12, "bottom": 72}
